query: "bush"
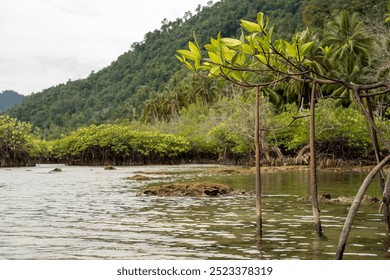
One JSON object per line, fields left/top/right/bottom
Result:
{"left": 271, "top": 99, "right": 375, "bottom": 158}
{"left": 0, "top": 115, "right": 39, "bottom": 166}
{"left": 46, "top": 124, "right": 190, "bottom": 164}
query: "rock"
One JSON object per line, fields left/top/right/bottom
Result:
{"left": 104, "top": 165, "right": 116, "bottom": 170}
{"left": 143, "top": 190, "right": 158, "bottom": 196}
{"left": 208, "top": 169, "right": 240, "bottom": 175}
{"left": 127, "top": 175, "right": 151, "bottom": 181}
{"left": 138, "top": 182, "right": 242, "bottom": 197}
{"left": 134, "top": 171, "right": 175, "bottom": 175}
{"left": 50, "top": 168, "right": 62, "bottom": 173}
{"left": 299, "top": 194, "right": 380, "bottom": 203}
{"left": 336, "top": 195, "right": 380, "bottom": 203}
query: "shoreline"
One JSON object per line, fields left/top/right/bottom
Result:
{"left": 1, "top": 162, "right": 389, "bottom": 173}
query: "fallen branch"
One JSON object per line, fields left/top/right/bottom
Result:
{"left": 335, "top": 154, "right": 390, "bottom": 260}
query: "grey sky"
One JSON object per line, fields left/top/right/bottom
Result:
{"left": 0, "top": 0, "right": 215, "bottom": 95}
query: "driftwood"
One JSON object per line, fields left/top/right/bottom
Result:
{"left": 335, "top": 154, "right": 390, "bottom": 260}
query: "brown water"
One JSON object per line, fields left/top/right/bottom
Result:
{"left": 0, "top": 164, "right": 389, "bottom": 260}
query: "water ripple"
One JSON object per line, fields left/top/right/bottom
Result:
{"left": 0, "top": 165, "right": 388, "bottom": 260}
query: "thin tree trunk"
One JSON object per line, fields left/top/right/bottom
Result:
{"left": 255, "top": 86, "right": 262, "bottom": 236}
{"left": 365, "top": 97, "right": 385, "bottom": 190}
{"left": 352, "top": 88, "right": 390, "bottom": 149}
{"left": 364, "top": 97, "right": 390, "bottom": 231}
{"left": 310, "top": 82, "right": 322, "bottom": 237}
{"left": 335, "top": 154, "right": 390, "bottom": 259}
{"left": 382, "top": 173, "right": 390, "bottom": 232}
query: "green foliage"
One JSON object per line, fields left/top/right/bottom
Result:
{"left": 321, "top": 11, "right": 374, "bottom": 81}
{"left": 177, "top": 9, "right": 379, "bottom": 92}
{"left": 159, "top": 103, "right": 219, "bottom": 158}
{"left": 46, "top": 124, "right": 190, "bottom": 164}
{"left": 2, "top": 0, "right": 388, "bottom": 167}
{"left": 147, "top": 96, "right": 383, "bottom": 161}
{"left": 7, "top": 0, "right": 301, "bottom": 134}
{"left": 0, "top": 90, "right": 24, "bottom": 112}
{"left": 4, "top": 0, "right": 386, "bottom": 137}
{"left": 270, "top": 104, "right": 309, "bottom": 151}
{"left": 302, "top": 0, "right": 387, "bottom": 29}
{"left": 0, "top": 115, "right": 39, "bottom": 166}
{"left": 140, "top": 74, "right": 225, "bottom": 124}
{"left": 271, "top": 99, "right": 379, "bottom": 158}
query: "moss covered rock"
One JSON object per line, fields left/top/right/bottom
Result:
{"left": 127, "top": 175, "right": 151, "bottom": 181}
{"left": 139, "top": 182, "right": 242, "bottom": 197}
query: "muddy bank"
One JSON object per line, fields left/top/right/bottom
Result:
{"left": 138, "top": 182, "right": 248, "bottom": 197}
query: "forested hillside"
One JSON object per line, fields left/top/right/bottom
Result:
{"left": 5, "top": 0, "right": 387, "bottom": 136}
{"left": 0, "top": 90, "right": 24, "bottom": 112}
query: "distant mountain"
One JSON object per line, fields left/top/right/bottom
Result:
{"left": 0, "top": 90, "right": 25, "bottom": 112}
{"left": 5, "top": 0, "right": 387, "bottom": 135}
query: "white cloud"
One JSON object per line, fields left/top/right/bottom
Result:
{"left": 0, "top": 0, "right": 216, "bottom": 95}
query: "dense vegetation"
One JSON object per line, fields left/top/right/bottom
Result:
{"left": 0, "top": 0, "right": 389, "bottom": 167}
{"left": 0, "top": 115, "right": 39, "bottom": 167}
{"left": 39, "top": 124, "right": 190, "bottom": 165}
{"left": 5, "top": 0, "right": 387, "bottom": 136}
{"left": 2, "top": 96, "right": 388, "bottom": 166}
{"left": 175, "top": 4, "right": 390, "bottom": 247}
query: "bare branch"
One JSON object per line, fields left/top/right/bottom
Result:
{"left": 260, "top": 114, "right": 310, "bottom": 132}
{"left": 359, "top": 88, "right": 390, "bottom": 97}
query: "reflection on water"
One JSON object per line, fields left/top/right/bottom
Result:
{"left": 0, "top": 164, "right": 389, "bottom": 260}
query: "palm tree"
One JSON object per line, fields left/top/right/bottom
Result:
{"left": 190, "top": 75, "right": 218, "bottom": 106}
{"left": 322, "top": 11, "right": 389, "bottom": 234}
{"left": 322, "top": 11, "right": 374, "bottom": 81}
{"left": 141, "top": 93, "right": 160, "bottom": 124}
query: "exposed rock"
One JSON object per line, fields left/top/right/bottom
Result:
{"left": 299, "top": 194, "right": 380, "bottom": 203}
{"left": 138, "top": 182, "right": 244, "bottom": 197}
{"left": 104, "top": 165, "right": 116, "bottom": 170}
{"left": 207, "top": 168, "right": 241, "bottom": 175}
{"left": 50, "top": 168, "right": 62, "bottom": 173}
{"left": 134, "top": 171, "right": 176, "bottom": 175}
{"left": 335, "top": 195, "right": 380, "bottom": 203}
{"left": 127, "top": 175, "right": 151, "bottom": 181}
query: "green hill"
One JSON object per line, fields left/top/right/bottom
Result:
{"left": 5, "top": 0, "right": 387, "bottom": 136}
{"left": 0, "top": 90, "right": 24, "bottom": 112}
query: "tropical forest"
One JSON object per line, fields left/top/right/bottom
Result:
{"left": 0, "top": 0, "right": 390, "bottom": 261}
{"left": 2, "top": 0, "right": 389, "bottom": 167}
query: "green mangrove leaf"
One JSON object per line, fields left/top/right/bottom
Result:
{"left": 240, "top": 19, "right": 261, "bottom": 33}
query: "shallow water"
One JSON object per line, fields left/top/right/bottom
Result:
{"left": 0, "top": 164, "right": 389, "bottom": 260}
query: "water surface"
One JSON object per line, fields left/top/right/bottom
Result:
{"left": 0, "top": 164, "right": 388, "bottom": 259}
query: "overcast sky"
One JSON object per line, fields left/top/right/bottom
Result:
{"left": 0, "top": 0, "right": 216, "bottom": 95}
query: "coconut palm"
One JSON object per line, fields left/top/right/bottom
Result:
{"left": 141, "top": 93, "right": 160, "bottom": 124}
{"left": 322, "top": 11, "right": 374, "bottom": 81}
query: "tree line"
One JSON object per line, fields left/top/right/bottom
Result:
{"left": 4, "top": 0, "right": 387, "bottom": 138}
